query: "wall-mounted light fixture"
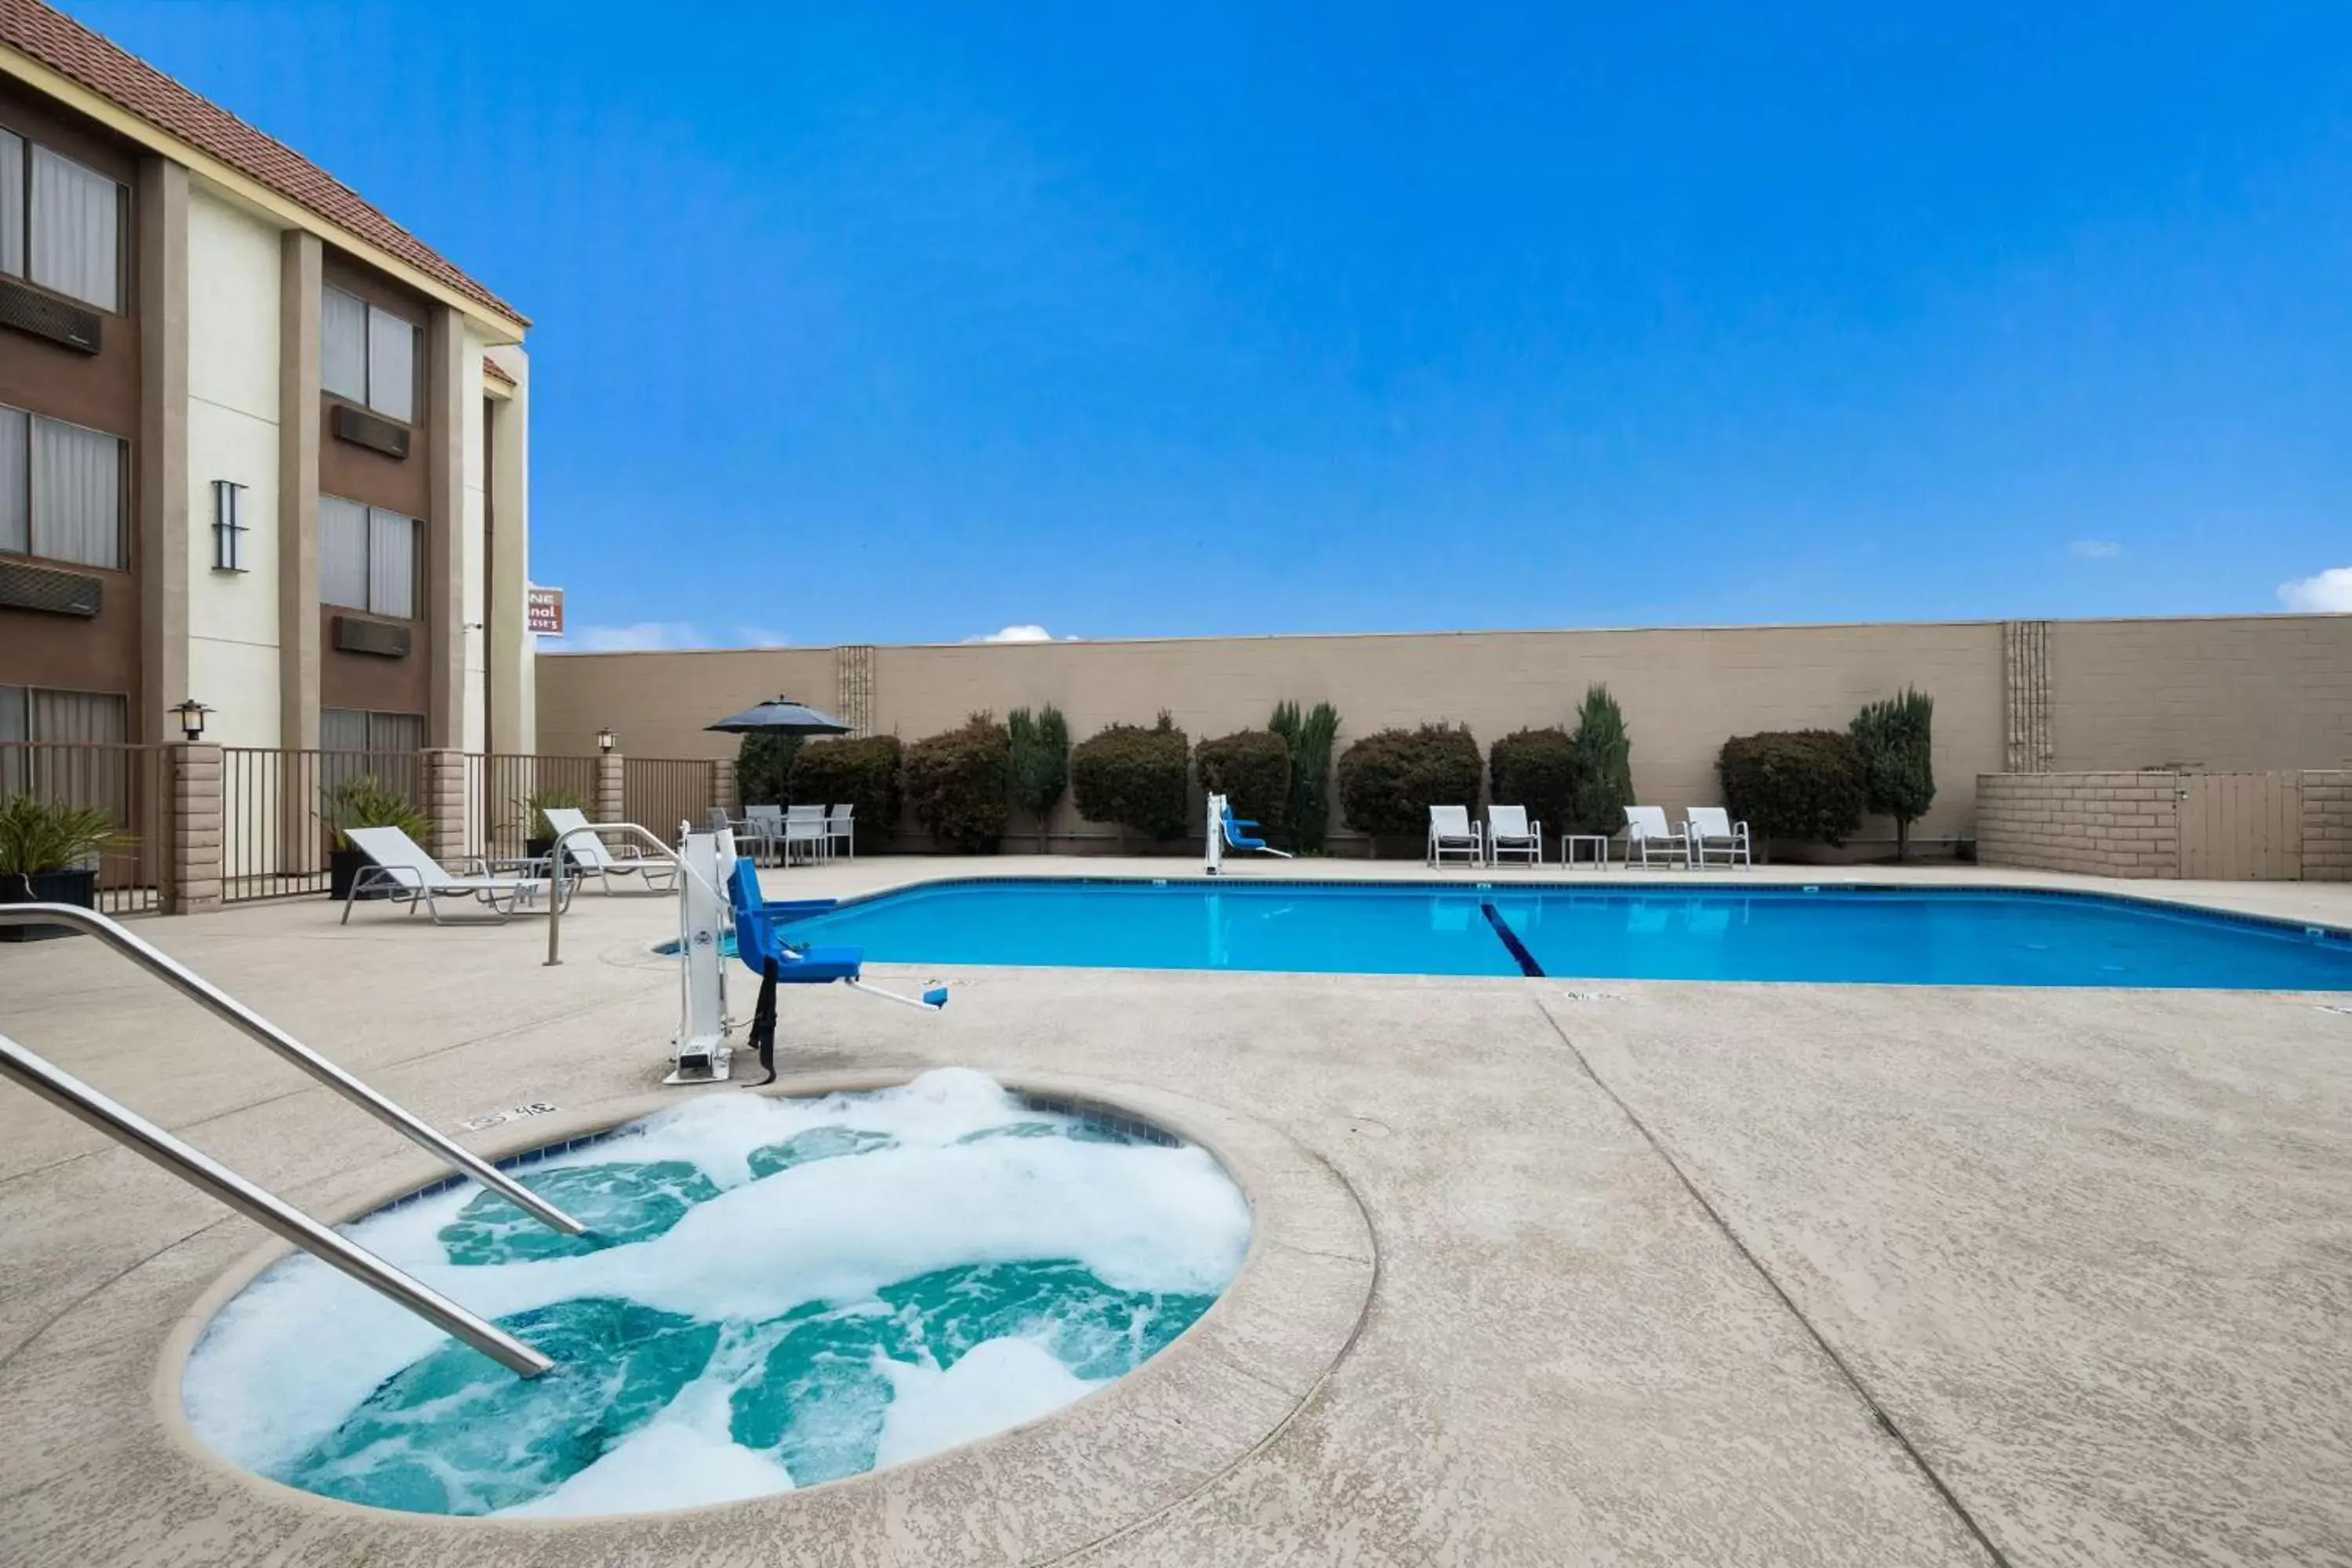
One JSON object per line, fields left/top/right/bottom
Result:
{"left": 173, "top": 699, "right": 212, "bottom": 742}
{"left": 597, "top": 727, "right": 616, "bottom": 754}
{"left": 211, "top": 481, "right": 249, "bottom": 572}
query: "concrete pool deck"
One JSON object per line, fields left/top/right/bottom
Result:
{"left": 2, "top": 857, "right": 2349, "bottom": 1566}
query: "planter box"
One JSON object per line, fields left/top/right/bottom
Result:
{"left": 0, "top": 868, "right": 98, "bottom": 941}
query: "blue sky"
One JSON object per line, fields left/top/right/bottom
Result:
{"left": 70, "top": 2, "right": 2352, "bottom": 646}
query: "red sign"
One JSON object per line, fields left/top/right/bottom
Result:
{"left": 526, "top": 587, "right": 564, "bottom": 636}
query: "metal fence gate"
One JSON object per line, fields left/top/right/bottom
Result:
{"left": 2177, "top": 772, "right": 2304, "bottom": 880}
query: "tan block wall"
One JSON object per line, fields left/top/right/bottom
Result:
{"left": 539, "top": 622, "right": 2005, "bottom": 848}
{"left": 2049, "top": 615, "right": 2352, "bottom": 772}
{"left": 2306, "top": 771, "right": 2352, "bottom": 883}
{"left": 1976, "top": 772, "right": 2182, "bottom": 879}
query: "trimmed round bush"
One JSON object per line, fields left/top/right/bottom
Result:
{"left": 1487, "top": 728, "right": 1582, "bottom": 837}
{"left": 1070, "top": 717, "right": 1191, "bottom": 842}
{"left": 789, "top": 735, "right": 902, "bottom": 842}
{"left": 1717, "top": 730, "right": 1867, "bottom": 848}
{"left": 902, "top": 714, "right": 1012, "bottom": 853}
{"left": 1194, "top": 728, "right": 1290, "bottom": 833}
{"left": 1336, "top": 724, "right": 1481, "bottom": 840}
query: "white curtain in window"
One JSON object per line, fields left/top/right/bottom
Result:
{"left": 0, "top": 685, "right": 24, "bottom": 800}
{"left": 322, "top": 286, "right": 368, "bottom": 403}
{"left": 30, "top": 687, "right": 127, "bottom": 744}
{"left": 28, "top": 145, "right": 118, "bottom": 312}
{"left": 368, "top": 508, "right": 416, "bottom": 619}
{"left": 367, "top": 307, "right": 416, "bottom": 421}
{"left": 368, "top": 711, "right": 425, "bottom": 753}
{"left": 0, "top": 406, "right": 27, "bottom": 554}
{"left": 31, "top": 416, "right": 123, "bottom": 569}
{"left": 0, "top": 129, "right": 24, "bottom": 277}
{"left": 320, "top": 495, "right": 370, "bottom": 608}
{"left": 320, "top": 707, "right": 371, "bottom": 753}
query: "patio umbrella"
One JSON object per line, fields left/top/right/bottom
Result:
{"left": 704, "top": 697, "right": 855, "bottom": 736}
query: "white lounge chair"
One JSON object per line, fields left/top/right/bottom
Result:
{"left": 826, "top": 804, "right": 855, "bottom": 861}
{"left": 339, "top": 826, "right": 558, "bottom": 925}
{"left": 743, "top": 804, "right": 786, "bottom": 866}
{"left": 1622, "top": 806, "right": 1690, "bottom": 869}
{"left": 1427, "top": 805, "right": 1483, "bottom": 867}
{"left": 1487, "top": 804, "right": 1542, "bottom": 866}
{"left": 1686, "top": 805, "right": 1752, "bottom": 868}
{"left": 539, "top": 808, "right": 684, "bottom": 895}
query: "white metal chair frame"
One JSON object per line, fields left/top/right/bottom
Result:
{"left": 1486, "top": 804, "right": 1543, "bottom": 866}
{"left": 826, "top": 804, "right": 855, "bottom": 861}
{"left": 339, "top": 826, "right": 564, "bottom": 926}
{"left": 539, "top": 808, "right": 685, "bottom": 895}
{"left": 1427, "top": 805, "right": 1484, "bottom": 867}
{"left": 782, "top": 804, "right": 829, "bottom": 866}
{"left": 1686, "top": 805, "right": 1752, "bottom": 868}
{"left": 742, "top": 804, "right": 788, "bottom": 867}
{"left": 1621, "top": 806, "right": 1691, "bottom": 869}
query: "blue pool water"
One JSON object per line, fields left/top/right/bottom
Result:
{"left": 768, "top": 879, "right": 2352, "bottom": 990}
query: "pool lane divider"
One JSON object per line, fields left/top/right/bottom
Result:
{"left": 1479, "top": 902, "right": 1546, "bottom": 977}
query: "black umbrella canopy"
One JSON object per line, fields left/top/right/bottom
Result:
{"left": 705, "top": 697, "right": 854, "bottom": 735}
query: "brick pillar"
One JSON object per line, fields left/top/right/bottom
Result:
{"left": 711, "top": 758, "right": 739, "bottom": 817}
{"left": 167, "top": 743, "right": 223, "bottom": 914}
{"left": 596, "top": 752, "right": 626, "bottom": 824}
{"left": 422, "top": 750, "right": 472, "bottom": 860}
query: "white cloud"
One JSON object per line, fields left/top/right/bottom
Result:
{"left": 969, "top": 624, "right": 1057, "bottom": 643}
{"left": 558, "top": 621, "right": 706, "bottom": 652}
{"left": 731, "top": 626, "right": 793, "bottom": 648}
{"left": 2278, "top": 566, "right": 2352, "bottom": 613}
{"left": 2068, "top": 539, "right": 2122, "bottom": 561}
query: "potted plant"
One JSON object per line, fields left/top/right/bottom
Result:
{"left": 517, "top": 786, "right": 590, "bottom": 863}
{"left": 0, "top": 794, "right": 131, "bottom": 942}
{"left": 324, "top": 776, "right": 432, "bottom": 901}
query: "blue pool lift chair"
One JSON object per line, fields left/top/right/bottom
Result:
{"left": 724, "top": 858, "right": 946, "bottom": 1083}
{"left": 1207, "top": 793, "right": 1294, "bottom": 873}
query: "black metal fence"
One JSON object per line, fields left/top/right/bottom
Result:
{"left": 623, "top": 757, "right": 719, "bottom": 844}
{"left": 475, "top": 753, "right": 602, "bottom": 861}
{"left": 221, "top": 747, "right": 426, "bottom": 903}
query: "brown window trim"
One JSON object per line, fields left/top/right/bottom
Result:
{"left": 0, "top": 118, "right": 132, "bottom": 321}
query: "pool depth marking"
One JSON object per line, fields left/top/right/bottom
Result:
{"left": 1480, "top": 903, "right": 1547, "bottom": 977}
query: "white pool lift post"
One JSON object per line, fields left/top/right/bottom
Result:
{"left": 1204, "top": 793, "right": 1293, "bottom": 876}
{"left": 666, "top": 828, "right": 947, "bottom": 1087}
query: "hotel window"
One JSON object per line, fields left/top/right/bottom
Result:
{"left": 320, "top": 493, "right": 419, "bottom": 619}
{"left": 320, "top": 707, "right": 424, "bottom": 754}
{"left": 0, "top": 684, "right": 130, "bottom": 797}
{"left": 321, "top": 285, "right": 418, "bottom": 421}
{"left": 0, "top": 401, "right": 128, "bottom": 570}
{"left": 0, "top": 128, "right": 125, "bottom": 312}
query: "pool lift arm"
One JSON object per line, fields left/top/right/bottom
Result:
{"left": 1205, "top": 793, "right": 1293, "bottom": 876}
{"left": 669, "top": 829, "right": 946, "bottom": 1087}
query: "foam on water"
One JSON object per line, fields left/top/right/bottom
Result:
{"left": 180, "top": 1070, "right": 1250, "bottom": 1516}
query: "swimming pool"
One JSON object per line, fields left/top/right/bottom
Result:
{"left": 768, "top": 879, "right": 2352, "bottom": 990}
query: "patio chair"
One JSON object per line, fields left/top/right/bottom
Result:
{"left": 1427, "top": 805, "right": 1483, "bottom": 867}
{"left": 339, "top": 826, "right": 560, "bottom": 925}
{"left": 1487, "top": 804, "right": 1542, "bottom": 866}
{"left": 539, "top": 808, "right": 684, "bottom": 895}
{"left": 1622, "top": 806, "right": 1690, "bottom": 869}
{"left": 826, "top": 804, "right": 855, "bottom": 861}
{"left": 1686, "top": 805, "right": 1752, "bottom": 868}
{"left": 744, "top": 804, "right": 786, "bottom": 866}
{"left": 782, "top": 804, "right": 829, "bottom": 866}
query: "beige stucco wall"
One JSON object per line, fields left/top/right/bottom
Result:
{"left": 2049, "top": 615, "right": 2352, "bottom": 772}
{"left": 538, "top": 621, "right": 2007, "bottom": 846}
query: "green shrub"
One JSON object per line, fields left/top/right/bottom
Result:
{"left": 903, "top": 714, "right": 1012, "bottom": 853}
{"left": 1717, "top": 730, "right": 1867, "bottom": 850}
{"left": 1336, "top": 724, "right": 1481, "bottom": 841}
{"left": 514, "top": 786, "right": 587, "bottom": 841}
{"left": 324, "top": 775, "right": 430, "bottom": 849}
{"left": 1007, "top": 705, "right": 1071, "bottom": 851}
{"left": 1269, "top": 700, "right": 1341, "bottom": 852}
{"left": 1487, "top": 728, "right": 1582, "bottom": 836}
{"left": 789, "top": 735, "right": 902, "bottom": 841}
{"left": 1850, "top": 688, "right": 1936, "bottom": 860}
{"left": 735, "top": 733, "right": 803, "bottom": 807}
{"left": 0, "top": 794, "right": 131, "bottom": 877}
{"left": 1070, "top": 714, "right": 1190, "bottom": 844}
{"left": 1567, "top": 684, "right": 1635, "bottom": 836}
{"left": 1195, "top": 729, "right": 1290, "bottom": 832}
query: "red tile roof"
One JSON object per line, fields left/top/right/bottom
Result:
{"left": 1, "top": 0, "right": 526, "bottom": 325}
{"left": 481, "top": 355, "right": 516, "bottom": 387}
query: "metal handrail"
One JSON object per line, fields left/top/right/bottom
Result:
{"left": 0, "top": 904, "right": 585, "bottom": 1237}
{"left": 0, "top": 1032, "right": 550, "bottom": 1377}
{"left": 543, "top": 819, "right": 719, "bottom": 967}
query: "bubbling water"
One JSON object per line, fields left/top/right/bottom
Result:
{"left": 181, "top": 1069, "right": 1250, "bottom": 1517}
